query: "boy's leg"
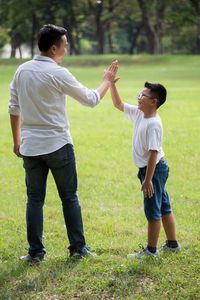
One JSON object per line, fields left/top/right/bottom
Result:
{"left": 162, "top": 213, "right": 176, "bottom": 241}
{"left": 160, "top": 168, "right": 180, "bottom": 251}
{"left": 160, "top": 212, "right": 180, "bottom": 250}
{"left": 148, "top": 219, "right": 161, "bottom": 247}
{"left": 127, "top": 219, "right": 161, "bottom": 258}
{"left": 140, "top": 161, "right": 169, "bottom": 253}
{"left": 127, "top": 167, "right": 162, "bottom": 257}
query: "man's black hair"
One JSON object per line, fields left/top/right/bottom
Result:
{"left": 38, "top": 24, "right": 67, "bottom": 52}
{"left": 144, "top": 82, "right": 167, "bottom": 108}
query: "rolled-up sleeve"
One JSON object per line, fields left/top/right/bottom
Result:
{"left": 58, "top": 69, "right": 100, "bottom": 108}
{"left": 8, "top": 78, "right": 20, "bottom": 115}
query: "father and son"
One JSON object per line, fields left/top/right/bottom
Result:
{"left": 8, "top": 24, "right": 181, "bottom": 262}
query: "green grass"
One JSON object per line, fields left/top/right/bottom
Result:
{"left": 0, "top": 55, "right": 200, "bottom": 299}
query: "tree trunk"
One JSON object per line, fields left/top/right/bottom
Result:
{"left": 10, "top": 31, "right": 18, "bottom": 58}
{"left": 197, "top": 16, "right": 200, "bottom": 53}
{"left": 129, "top": 24, "right": 143, "bottom": 54}
{"left": 66, "top": 26, "right": 77, "bottom": 55}
{"left": 107, "top": 24, "right": 113, "bottom": 53}
{"left": 137, "top": 0, "right": 163, "bottom": 54}
{"left": 96, "top": 1, "right": 104, "bottom": 54}
{"left": 190, "top": 0, "right": 200, "bottom": 53}
{"left": 62, "top": 0, "right": 80, "bottom": 55}
{"left": 154, "top": 0, "right": 167, "bottom": 54}
{"left": 107, "top": 0, "right": 114, "bottom": 53}
{"left": 31, "top": 13, "right": 37, "bottom": 57}
{"left": 18, "top": 45, "right": 22, "bottom": 59}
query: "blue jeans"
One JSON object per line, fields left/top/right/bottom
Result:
{"left": 23, "top": 143, "right": 86, "bottom": 257}
{"left": 138, "top": 159, "right": 172, "bottom": 221}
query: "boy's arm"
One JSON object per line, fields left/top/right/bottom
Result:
{"left": 10, "top": 114, "right": 22, "bottom": 157}
{"left": 110, "top": 82, "right": 124, "bottom": 112}
{"left": 141, "top": 150, "right": 158, "bottom": 198}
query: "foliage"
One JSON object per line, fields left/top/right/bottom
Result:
{"left": 0, "top": 27, "right": 10, "bottom": 49}
{"left": 0, "top": 55, "right": 200, "bottom": 299}
{"left": 0, "top": 0, "right": 199, "bottom": 56}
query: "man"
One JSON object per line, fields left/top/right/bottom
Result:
{"left": 9, "top": 24, "right": 118, "bottom": 262}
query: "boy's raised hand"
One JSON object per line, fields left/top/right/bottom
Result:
{"left": 103, "top": 60, "right": 120, "bottom": 84}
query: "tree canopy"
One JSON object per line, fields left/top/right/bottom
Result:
{"left": 0, "top": 0, "right": 199, "bottom": 57}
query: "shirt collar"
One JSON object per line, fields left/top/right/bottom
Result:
{"left": 34, "top": 55, "right": 56, "bottom": 64}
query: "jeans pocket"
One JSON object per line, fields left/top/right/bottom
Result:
{"left": 53, "top": 144, "right": 72, "bottom": 160}
{"left": 47, "top": 144, "right": 75, "bottom": 168}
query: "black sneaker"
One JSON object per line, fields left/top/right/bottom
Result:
{"left": 20, "top": 254, "right": 44, "bottom": 263}
{"left": 70, "top": 246, "right": 96, "bottom": 259}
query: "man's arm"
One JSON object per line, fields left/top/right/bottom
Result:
{"left": 10, "top": 114, "right": 22, "bottom": 157}
{"left": 141, "top": 150, "right": 158, "bottom": 198}
{"left": 96, "top": 80, "right": 111, "bottom": 100}
{"left": 60, "top": 60, "right": 118, "bottom": 108}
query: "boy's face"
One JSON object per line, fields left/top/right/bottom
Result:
{"left": 137, "top": 87, "right": 156, "bottom": 112}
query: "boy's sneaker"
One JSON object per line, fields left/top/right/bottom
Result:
{"left": 159, "top": 242, "right": 181, "bottom": 252}
{"left": 20, "top": 254, "right": 44, "bottom": 263}
{"left": 69, "top": 246, "right": 96, "bottom": 259}
{"left": 127, "top": 246, "right": 159, "bottom": 259}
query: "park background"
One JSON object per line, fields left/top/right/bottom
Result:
{"left": 0, "top": 0, "right": 200, "bottom": 57}
{"left": 0, "top": 0, "right": 200, "bottom": 299}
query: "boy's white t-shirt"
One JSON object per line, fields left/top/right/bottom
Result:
{"left": 124, "top": 103, "right": 164, "bottom": 168}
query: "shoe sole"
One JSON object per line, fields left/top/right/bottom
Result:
{"left": 20, "top": 255, "right": 44, "bottom": 263}
{"left": 127, "top": 253, "right": 159, "bottom": 259}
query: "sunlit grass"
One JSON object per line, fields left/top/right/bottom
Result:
{"left": 0, "top": 55, "right": 199, "bottom": 299}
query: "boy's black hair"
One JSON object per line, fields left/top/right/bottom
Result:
{"left": 144, "top": 82, "right": 167, "bottom": 108}
{"left": 38, "top": 24, "right": 67, "bottom": 52}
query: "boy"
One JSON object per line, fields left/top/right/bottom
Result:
{"left": 108, "top": 78, "right": 181, "bottom": 257}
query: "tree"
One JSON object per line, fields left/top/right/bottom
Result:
{"left": 0, "top": 27, "right": 10, "bottom": 50}
{"left": 163, "top": 0, "right": 197, "bottom": 54}
{"left": 116, "top": 0, "right": 144, "bottom": 54}
{"left": 0, "top": 0, "right": 35, "bottom": 57}
{"left": 87, "top": 0, "right": 105, "bottom": 54}
{"left": 86, "top": 0, "right": 122, "bottom": 54}
{"left": 190, "top": 0, "right": 200, "bottom": 53}
{"left": 137, "top": 0, "right": 167, "bottom": 54}
{"left": 56, "top": 0, "right": 83, "bottom": 55}
{"left": 0, "top": 0, "right": 199, "bottom": 56}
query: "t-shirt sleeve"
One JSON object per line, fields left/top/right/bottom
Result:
{"left": 147, "top": 124, "right": 162, "bottom": 151}
{"left": 124, "top": 103, "right": 141, "bottom": 123}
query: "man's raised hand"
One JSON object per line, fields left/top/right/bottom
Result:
{"left": 103, "top": 60, "right": 120, "bottom": 84}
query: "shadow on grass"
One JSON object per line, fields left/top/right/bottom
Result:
{"left": 0, "top": 249, "right": 191, "bottom": 299}
{"left": 0, "top": 255, "right": 84, "bottom": 296}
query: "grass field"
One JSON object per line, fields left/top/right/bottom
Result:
{"left": 0, "top": 55, "right": 199, "bottom": 299}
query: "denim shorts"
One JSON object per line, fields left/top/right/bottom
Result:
{"left": 137, "top": 159, "right": 172, "bottom": 221}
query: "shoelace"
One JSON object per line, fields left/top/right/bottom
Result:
{"left": 138, "top": 243, "right": 145, "bottom": 252}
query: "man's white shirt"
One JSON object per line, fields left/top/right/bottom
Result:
{"left": 9, "top": 55, "right": 100, "bottom": 156}
{"left": 124, "top": 103, "right": 164, "bottom": 168}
